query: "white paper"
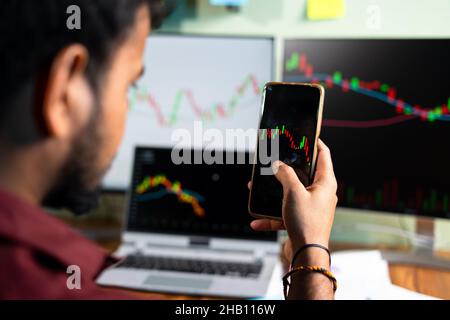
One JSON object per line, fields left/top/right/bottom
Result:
{"left": 262, "top": 250, "right": 439, "bottom": 300}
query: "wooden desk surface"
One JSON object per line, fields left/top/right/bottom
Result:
{"left": 98, "top": 240, "right": 450, "bottom": 300}
{"left": 389, "top": 264, "right": 450, "bottom": 299}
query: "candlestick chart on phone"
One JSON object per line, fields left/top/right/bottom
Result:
{"left": 260, "top": 126, "right": 312, "bottom": 166}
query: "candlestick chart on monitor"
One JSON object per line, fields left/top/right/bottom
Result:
{"left": 103, "top": 35, "right": 273, "bottom": 189}
{"left": 283, "top": 39, "right": 450, "bottom": 219}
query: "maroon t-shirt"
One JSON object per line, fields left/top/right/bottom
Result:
{"left": 0, "top": 188, "right": 133, "bottom": 299}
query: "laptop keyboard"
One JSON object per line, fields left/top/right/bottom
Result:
{"left": 116, "top": 254, "right": 263, "bottom": 278}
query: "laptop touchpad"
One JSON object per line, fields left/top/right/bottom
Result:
{"left": 143, "top": 275, "right": 212, "bottom": 290}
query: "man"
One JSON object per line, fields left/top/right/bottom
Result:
{"left": 0, "top": 0, "right": 338, "bottom": 299}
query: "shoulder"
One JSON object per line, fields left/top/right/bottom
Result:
{"left": 0, "top": 239, "right": 65, "bottom": 299}
{"left": 0, "top": 239, "right": 130, "bottom": 299}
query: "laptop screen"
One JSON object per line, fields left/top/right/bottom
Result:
{"left": 126, "top": 147, "right": 277, "bottom": 242}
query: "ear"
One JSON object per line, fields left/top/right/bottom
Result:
{"left": 41, "top": 44, "right": 93, "bottom": 140}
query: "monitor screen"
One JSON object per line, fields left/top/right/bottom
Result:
{"left": 103, "top": 34, "right": 274, "bottom": 189}
{"left": 126, "top": 147, "right": 277, "bottom": 242}
{"left": 283, "top": 39, "right": 450, "bottom": 219}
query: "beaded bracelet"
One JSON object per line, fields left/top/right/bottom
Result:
{"left": 282, "top": 265, "right": 338, "bottom": 299}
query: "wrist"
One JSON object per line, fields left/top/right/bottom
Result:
{"left": 291, "top": 237, "right": 329, "bottom": 254}
{"left": 291, "top": 245, "right": 331, "bottom": 269}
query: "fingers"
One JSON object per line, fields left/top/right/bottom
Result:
{"left": 272, "top": 161, "right": 306, "bottom": 194}
{"left": 316, "top": 140, "right": 334, "bottom": 172}
{"left": 313, "top": 140, "right": 337, "bottom": 190}
{"left": 247, "top": 181, "right": 252, "bottom": 190}
{"left": 250, "top": 219, "right": 285, "bottom": 231}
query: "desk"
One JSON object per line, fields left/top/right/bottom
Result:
{"left": 389, "top": 262, "right": 450, "bottom": 299}
{"left": 98, "top": 240, "right": 450, "bottom": 300}
{"left": 333, "top": 243, "right": 450, "bottom": 299}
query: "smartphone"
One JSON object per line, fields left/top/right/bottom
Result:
{"left": 248, "top": 82, "right": 324, "bottom": 220}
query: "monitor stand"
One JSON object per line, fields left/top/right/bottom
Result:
{"left": 380, "top": 217, "right": 450, "bottom": 271}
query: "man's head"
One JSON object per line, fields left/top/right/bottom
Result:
{"left": 0, "top": 0, "right": 167, "bottom": 214}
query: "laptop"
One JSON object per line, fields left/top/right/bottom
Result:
{"left": 97, "top": 147, "right": 280, "bottom": 298}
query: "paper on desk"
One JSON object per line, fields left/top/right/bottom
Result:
{"left": 374, "top": 284, "right": 438, "bottom": 300}
{"left": 332, "top": 250, "right": 391, "bottom": 300}
{"left": 261, "top": 261, "right": 284, "bottom": 300}
{"left": 262, "top": 250, "right": 439, "bottom": 300}
{"left": 333, "top": 250, "right": 439, "bottom": 300}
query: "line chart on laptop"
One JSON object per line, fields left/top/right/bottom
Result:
{"left": 135, "top": 174, "right": 206, "bottom": 218}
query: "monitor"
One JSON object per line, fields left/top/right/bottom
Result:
{"left": 126, "top": 147, "right": 277, "bottom": 242}
{"left": 283, "top": 39, "right": 450, "bottom": 219}
{"left": 103, "top": 34, "right": 274, "bottom": 189}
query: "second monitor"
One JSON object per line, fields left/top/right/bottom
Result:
{"left": 283, "top": 39, "right": 450, "bottom": 219}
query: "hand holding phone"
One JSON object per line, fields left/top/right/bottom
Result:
{"left": 250, "top": 140, "right": 338, "bottom": 253}
{"left": 249, "top": 82, "right": 325, "bottom": 220}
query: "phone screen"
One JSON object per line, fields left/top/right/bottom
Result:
{"left": 249, "top": 83, "right": 323, "bottom": 218}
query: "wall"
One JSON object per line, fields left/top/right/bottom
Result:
{"left": 157, "top": 0, "right": 450, "bottom": 250}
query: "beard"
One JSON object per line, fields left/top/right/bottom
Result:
{"left": 42, "top": 111, "right": 107, "bottom": 216}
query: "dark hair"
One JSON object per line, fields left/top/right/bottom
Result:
{"left": 0, "top": 0, "right": 168, "bottom": 144}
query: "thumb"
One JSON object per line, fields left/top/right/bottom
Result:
{"left": 272, "top": 161, "right": 306, "bottom": 194}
